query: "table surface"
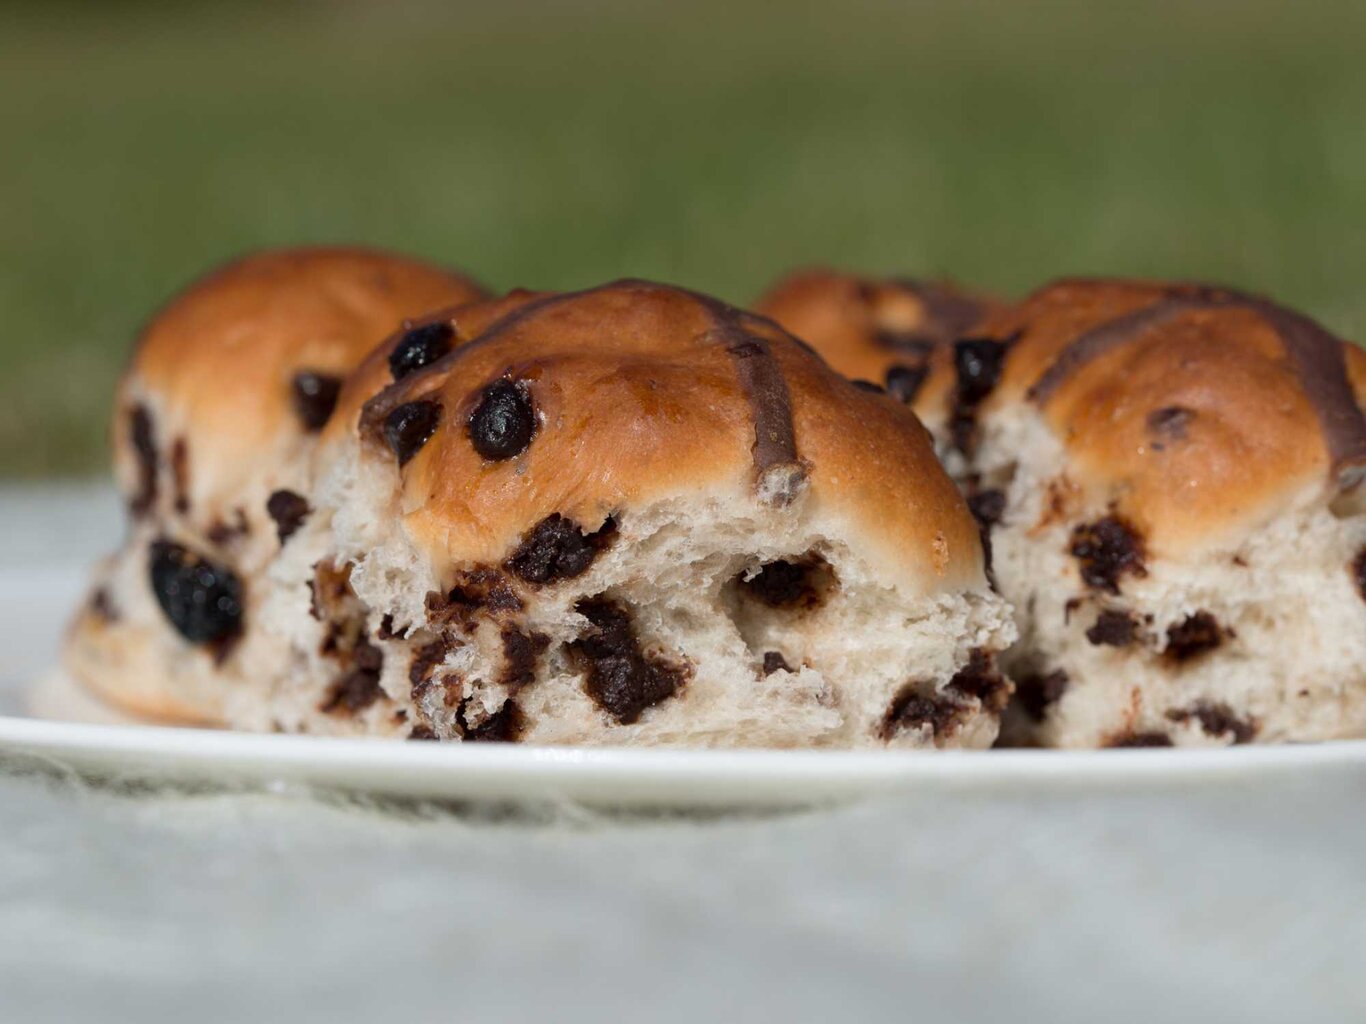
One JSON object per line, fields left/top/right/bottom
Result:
{"left": 1, "top": 483, "right": 1362, "bottom": 1024}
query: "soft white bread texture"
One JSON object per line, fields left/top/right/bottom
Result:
{"left": 64, "top": 247, "right": 486, "bottom": 724}
{"left": 239, "top": 281, "right": 1016, "bottom": 748}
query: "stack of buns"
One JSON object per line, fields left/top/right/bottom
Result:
{"left": 65, "top": 247, "right": 1366, "bottom": 749}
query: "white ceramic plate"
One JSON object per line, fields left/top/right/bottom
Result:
{"left": 2, "top": 484, "right": 1363, "bottom": 808}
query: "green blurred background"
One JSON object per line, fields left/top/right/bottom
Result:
{"left": 3, "top": 0, "right": 1364, "bottom": 476}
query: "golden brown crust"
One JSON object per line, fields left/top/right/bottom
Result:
{"left": 754, "top": 268, "right": 996, "bottom": 424}
{"left": 115, "top": 246, "right": 486, "bottom": 508}
{"left": 976, "top": 279, "right": 1366, "bottom": 551}
{"left": 349, "top": 280, "right": 985, "bottom": 594}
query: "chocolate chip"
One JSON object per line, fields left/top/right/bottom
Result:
{"left": 1107, "top": 731, "right": 1174, "bottom": 748}
{"left": 944, "top": 648, "right": 1011, "bottom": 714}
{"left": 1069, "top": 515, "right": 1147, "bottom": 594}
{"left": 1164, "top": 612, "right": 1226, "bottom": 662}
{"left": 967, "top": 488, "right": 1006, "bottom": 529}
{"left": 505, "top": 514, "right": 617, "bottom": 586}
{"left": 265, "top": 489, "right": 311, "bottom": 543}
{"left": 1015, "top": 669, "right": 1069, "bottom": 723}
{"left": 407, "top": 725, "right": 439, "bottom": 741}
{"left": 457, "top": 697, "right": 524, "bottom": 742}
{"left": 128, "top": 404, "right": 158, "bottom": 517}
{"left": 321, "top": 638, "right": 384, "bottom": 715}
{"left": 500, "top": 626, "right": 550, "bottom": 688}
{"left": 1086, "top": 609, "right": 1139, "bottom": 647}
{"left": 883, "top": 649, "right": 1009, "bottom": 740}
{"left": 148, "top": 540, "right": 243, "bottom": 646}
{"left": 1147, "top": 406, "right": 1194, "bottom": 441}
{"left": 426, "top": 568, "right": 523, "bottom": 627}
{"left": 762, "top": 651, "right": 793, "bottom": 675}
{"left": 851, "top": 379, "right": 886, "bottom": 394}
{"left": 570, "top": 598, "right": 687, "bottom": 724}
{"left": 884, "top": 363, "right": 929, "bottom": 404}
{"left": 389, "top": 321, "right": 455, "bottom": 381}
{"left": 949, "top": 334, "right": 1014, "bottom": 454}
{"left": 206, "top": 510, "right": 250, "bottom": 547}
{"left": 170, "top": 437, "right": 190, "bottom": 514}
{"left": 1166, "top": 702, "right": 1256, "bottom": 744}
{"left": 738, "top": 555, "right": 835, "bottom": 610}
{"left": 468, "top": 379, "right": 536, "bottom": 461}
{"left": 1353, "top": 549, "right": 1366, "bottom": 603}
{"left": 409, "top": 637, "right": 455, "bottom": 688}
{"left": 291, "top": 371, "right": 343, "bottom": 432}
{"left": 376, "top": 614, "right": 398, "bottom": 640}
{"left": 383, "top": 400, "right": 442, "bottom": 466}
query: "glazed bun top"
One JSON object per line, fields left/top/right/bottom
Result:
{"left": 346, "top": 279, "right": 986, "bottom": 596}
{"left": 115, "top": 246, "right": 486, "bottom": 519}
{"left": 977, "top": 278, "right": 1366, "bottom": 548}
{"left": 754, "top": 268, "right": 996, "bottom": 415}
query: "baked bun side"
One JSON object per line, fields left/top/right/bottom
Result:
{"left": 249, "top": 281, "right": 1015, "bottom": 748}
{"left": 67, "top": 245, "right": 486, "bottom": 725}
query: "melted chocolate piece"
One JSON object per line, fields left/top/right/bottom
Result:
{"left": 967, "top": 488, "right": 1006, "bottom": 529}
{"left": 1354, "top": 549, "right": 1366, "bottom": 603}
{"left": 884, "top": 363, "right": 929, "bottom": 405}
{"left": 1164, "top": 612, "right": 1226, "bottom": 662}
{"left": 1166, "top": 702, "right": 1256, "bottom": 744}
{"left": 376, "top": 614, "right": 398, "bottom": 640}
{"left": 1069, "top": 515, "right": 1147, "bottom": 594}
{"left": 738, "top": 556, "right": 835, "bottom": 610}
{"left": 206, "top": 509, "right": 250, "bottom": 547}
{"left": 457, "top": 697, "right": 524, "bottom": 742}
{"left": 170, "top": 438, "right": 190, "bottom": 514}
{"left": 426, "top": 568, "right": 523, "bottom": 627}
{"left": 265, "top": 489, "right": 310, "bottom": 543}
{"left": 383, "top": 400, "right": 442, "bottom": 466}
{"left": 1107, "top": 731, "right": 1174, "bottom": 748}
{"left": 407, "top": 725, "right": 439, "bottom": 741}
{"left": 321, "top": 638, "right": 384, "bottom": 714}
{"left": 1086, "top": 609, "right": 1139, "bottom": 647}
{"left": 762, "top": 651, "right": 794, "bottom": 675}
{"left": 291, "top": 371, "right": 343, "bottom": 432}
{"left": 500, "top": 626, "right": 550, "bottom": 688}
{"left": 1146, "top": 406, "right": 1194, "bottom": 442}
{"left": 128, "top": 404, "right": 158, "bottom": 517}
{"left": 1015, "top": 669, "right": 1069, "bottom": 723}
{"left": 950, "top": 336, "right": 1012, "bottom": 454}
{"left": 570, "top": 598, "right": 686, "bottom": 724}
{"left": 468, "top": 380, "right": 536, "bottom": 461}
{"left": 505, "top": 514, "right": 617, "bottom": 586}
{"left": 945, "top": 648, "right": 1011, "bottom": 713}
{"left": 148, "top": 540, "right": 243, "bottom": 646}
{"left": 389, "top": 321, "right": 455, "bottom": 381}
{"left": 883, "top": 649, "right": 1009, "bottom": 740}
{"left": 409, "top": 637, "right": 454, "bottom": 688}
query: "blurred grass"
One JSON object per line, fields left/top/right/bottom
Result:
{"left": 2, "top": 0, "right": 1365, "bottom": 475}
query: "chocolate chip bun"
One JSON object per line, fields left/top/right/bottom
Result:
{"left": 946, "top": 279, "right": 1366, "bottom": 746}
{"left": 64, "top": 246, "right": 486, "bottom": 723}
{"left": 245, "top": 280, "right": 1016, "bottom": 748}
{"left": 755, "top": 268, "right": 997, "bottom": 470}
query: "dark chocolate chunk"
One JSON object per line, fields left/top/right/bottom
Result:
{"left": 1146, "top": 406, "right": 1194, "bottom": 442}
{"left": 883, "top": 649, "right": 1009, "bottom": 740}
{"left": 409, "top": 637, "right": 455, "bottom": 688}
{"left": 1015, "top": 669, "right": 1069, "bottom": 723}
{"left": 944, "top": 648, "right": 1011, "bottom": 714}
{"left": 570, "top": 598, "right": 687, "bottom": 724}
{"left": 967, "top": 488, "right": 1006, "bottom": 529}
{"left": 1164, "top": 612, "right": 1226, "bottom": 662}
{"left": 738, "top": 555, "right": 835, "bottom": 610}
{"left": 1107, "top": 731, "right": 1175, "bottom": 748}
{"left": 1086, "top": 609, "right": 1139, "bottom": 647}
{"left": 500, "top": 626, "right": 550, "bottom": 688}
{"left": 426, "top": 568, "right": 523, "bottom": 627}
{"left": 1166, "top": 702, "right": 1256, "bottom": 744}
{"left": 1353, "top": 549, "right": 1366, "bottom": 603}
{"left": 206, "top": 509, "right": 250, "bottom": 547}
{"left": 389, "top": 321, "right": 455, "bottom": 381}
{"left": 762, "top": 651, "right": 794, "bottom": 675}
{"left": 128, "top": 404, "right": 159, "bottom": 517}
{"left": 505, "top": 514, "right": 617, "bottom": 586}
{"left": 457, "top": 697, "right": 524, "bottom": 742}
{"left": 884, "top": 363, "right": 929, "bottom": 404}
{"left": 170, "top": 437, "right": 190, "bottom": 514}
{"left": 383, "top": 400, "right": 442, "bottom": 466}
{"left": 291, "top": 371, "right": 343, "bottom": 432}
{"left": 148, "top": 540, "right": 243, "bottom": 646}
{"left": 376, "top": 614, "right": 397, "bottom": 640}
{"left": 851, "top": 379, "right": 886, "bottom": 394}
{"left": 1069, "top": 515, "right": 1147, "bottom": 594}
{"left": 468, "top": 379, "right": 536, "bottom": 461}
{"left": 407, "top": 725, "right": 439, "bottom": 741}
{"left": 265, "top": 489, "right": 311, "bottom": 543}
{"left": 321, "top": 637, "right": 384, "bottom": 714}
{"left": 949, "top": 335, "right": 1013, "bottom": 453}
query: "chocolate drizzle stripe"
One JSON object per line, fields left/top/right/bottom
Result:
{"left": 1026, "top": 286, "right": 1366, "bottom": 484}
